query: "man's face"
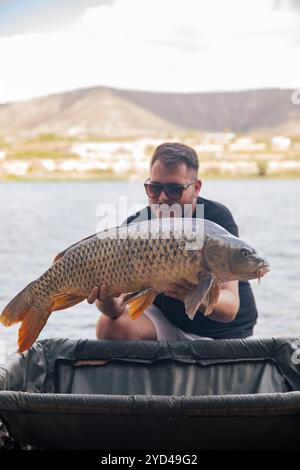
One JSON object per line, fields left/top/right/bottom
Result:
{"left": 148, "top": 160, "right": 202, "bottom": 217}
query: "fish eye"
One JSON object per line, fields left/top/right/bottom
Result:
{"left": 241, "top": 248, "right": 252, "bottom": 257}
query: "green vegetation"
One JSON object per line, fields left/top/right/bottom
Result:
{"left": 8, "top": 150, "right": 78, "bottom": 160}
{"left": 181, "top": 129, "right": 202, "bottom": 140}
{"left": 0, "top": 140, "right": 10, "bottom": 149}
{"left": 34, "top": 133, "right": 65, "bottom": 142}
{"left": 25, "top": 133, "right": 77, "bottom": 144}
{"left": 144, "top": 144, "right": 156, "bottom": 158}
{"left": 84, "top": 135, "right": 143, "bottom": 143}
{"left": 291, "top": 135, "right": 300, "bottom": 144}
{"left": 255, "top": 159, "right": 268, "bottom": 177}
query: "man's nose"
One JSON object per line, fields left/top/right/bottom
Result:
{"left": 157, "top": 190, "right": 169, "bottom": 204}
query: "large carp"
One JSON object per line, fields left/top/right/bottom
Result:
{"left": 0, "top": 218, "right": 270, "bottom": 352}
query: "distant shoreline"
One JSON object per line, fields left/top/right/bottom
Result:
{"left": 0, "top": 173, "right": 300, "bottom": 182}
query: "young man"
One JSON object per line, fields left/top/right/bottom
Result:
{"left": 88, "top": 142, "right": 258, "bottom": 341}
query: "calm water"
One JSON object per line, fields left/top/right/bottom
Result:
{"left": 0, "top": 179, "right": 299, "bottom": 360}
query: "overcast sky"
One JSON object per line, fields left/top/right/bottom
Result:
{"left": 0, "top": 0, "right": 299, "bottom": 103}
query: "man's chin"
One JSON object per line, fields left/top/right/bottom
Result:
{"left": 157, "top": 211, "right": 175, "bottom": 219}
{"left": 151, "top": 204, "right": 186, "bottom": 219}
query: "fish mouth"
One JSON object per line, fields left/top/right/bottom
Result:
{"left": 253, "top": 260, "right": 270, "bottom": 282}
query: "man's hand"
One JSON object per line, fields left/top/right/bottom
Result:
{"left": 165, "top": 279, "right": 239, "bottom": 323}
{"left": 87, "top": 283, "right": 126, "bottom": 319}
{"left": 165, "top": 279, "right": 197, "bottom": 302}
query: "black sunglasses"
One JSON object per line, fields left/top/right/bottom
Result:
{"left": 144, "top": 178, "right": 196, "bottom": 201}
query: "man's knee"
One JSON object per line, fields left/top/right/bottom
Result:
{"left": 96, "top": 314, "right": 124, "bottom": 340}
{"left": 96, "top": 312, "right": 157, "bottom": 340}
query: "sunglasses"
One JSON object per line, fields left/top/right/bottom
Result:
{"left": 144, "top": 178, "right": 196, "bottom": 201}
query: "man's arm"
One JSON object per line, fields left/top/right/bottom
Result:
{"left": 165, "top": 279, "right": 240, "bottom": 323}
{"left": 204, "top": 280, "right": 239, "bottom": 322}
{"left": 88, "top": 279, "right": 240, "bottom": 323}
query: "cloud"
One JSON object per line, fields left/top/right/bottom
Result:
{"left": 274, "top": 0, "right": 300, "bottom": 13}
{"left": 0, "top": 0, "right": 299, "bottom": 103}
{"left": 76, "top": 0, "right": 297, "bottom": 52}
{"left": 0, "top": 0, "right": 115, "bottom": 36}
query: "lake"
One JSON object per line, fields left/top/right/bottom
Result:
{"left": 0, "top": 179, "right": 299, "bottom": 360}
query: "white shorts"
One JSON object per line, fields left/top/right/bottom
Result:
{"left": 144, "top": 304, "right": 213, "bottom": 341}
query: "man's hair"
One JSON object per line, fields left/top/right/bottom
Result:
{"left": 150, "top": 142, "right": 199, "bottom": 174}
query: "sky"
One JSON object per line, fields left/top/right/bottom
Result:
{"left": 0, "top": 0, "right": 299, "bottom": 103}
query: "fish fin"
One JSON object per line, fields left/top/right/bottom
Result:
{"left": 122, "top": 288, "right": 152, "bottom": 305}
{"left": 52, "top": 291, "right": 85, "bottom": 311}
{"left": 124, "top": 288, "right": 157, "bottom": 320}
{"left": 53, "top": 233, "right": 98, "bottom": 263}
{"left": 203, "top": 282, "right": 221, "bottom": 316}
{"left": 53, "top": 250, "right": 68, "bottom": 263}
{"left": 18, "top": 308, "right": 52, "bottom": 353}
{"left": 0, "top": 283, "right": 52, "bottom": 353}
{"left": 184, "top": 275, "right": 213, "bottom": 320}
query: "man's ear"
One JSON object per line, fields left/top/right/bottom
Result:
{"left": 194, "top": 179, "right": 202, "bottom": 197}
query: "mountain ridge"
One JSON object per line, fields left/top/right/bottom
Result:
{"left": 0, "top": 86, "right": 299, "bottom": 137}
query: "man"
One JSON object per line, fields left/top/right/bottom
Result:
{"left": 88, "top": 142, "right": 258, "bottom": 341}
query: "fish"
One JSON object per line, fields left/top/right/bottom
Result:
{"left": 0, "top": 218, "right": 270, "bottom": 353}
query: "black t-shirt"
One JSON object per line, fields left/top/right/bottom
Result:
{"left": 124, "top": 196, "right": 258, "bottom": 339}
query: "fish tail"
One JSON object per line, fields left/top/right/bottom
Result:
{"left": 0, "top": 283, "right": 51, "bottom": 353}
{"left": 17, "top": 306, "right": 52, "bottom": 353}
{"left": 0, "top": 283, "right": 34, "bottom": 327}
